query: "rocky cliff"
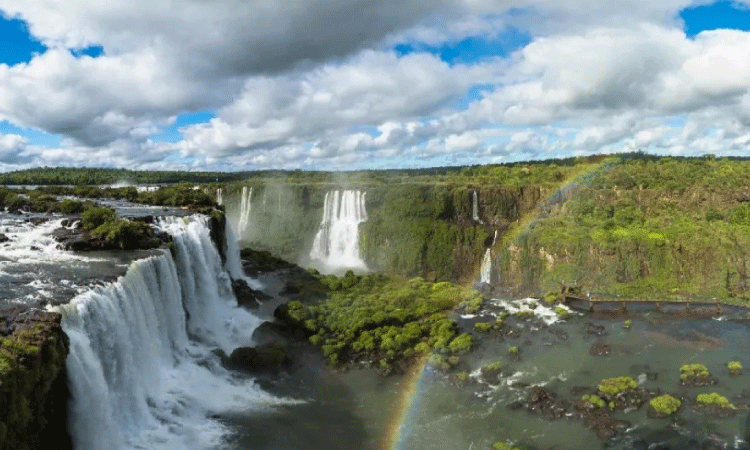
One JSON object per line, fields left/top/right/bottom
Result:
{"left": 0, "top": 308, "right": 71, "bottom": 450}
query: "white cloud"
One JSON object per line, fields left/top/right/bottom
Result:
{"left": 0, "top": 0, "right": 749, "bottom": 170}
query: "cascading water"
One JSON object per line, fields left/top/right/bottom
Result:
{"left": 237, "top": 186, "right": 252, "bottom": 235}
{"left": 480, "top": 249, "right": 492, "bottom": 285}
{"left": 60, "top": 215, "right": 282, "bottom": 450}
{"left": 472, "top": 191, "right": 483, "bottom": 224}
{"left": 309, "top": 190, "right": 367, "bottom": 272}
{"left": 216, "top": 188, "right": 223, "bottom": 206}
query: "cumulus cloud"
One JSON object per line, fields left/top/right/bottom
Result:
{"left": 0, "top": 0, "right": 749, "bottom": 170}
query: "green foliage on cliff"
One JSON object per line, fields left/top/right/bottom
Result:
{"left": 290, "top": 271, "right": 479, "bottom": 368}
{"left": 503, "top": 156, "right": 750, "bottom": 301}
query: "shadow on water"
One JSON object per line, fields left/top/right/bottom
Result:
{"left": 220, "top": 350, "right": 373, "bottom": 450}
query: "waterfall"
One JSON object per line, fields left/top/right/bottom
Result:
{"left": 60, "top": 216, "right": 278, "bottom": 450}
{"left": 472, "top": 191, "right": 483, "bottom": 224}
{"left": 309, "top": 190, "right": 368, "bottom": 271}
{"left": 216, "top": 188, "right": 223, "bottom": 206}
{"left": 237, "top": 186, "right": 252, "bottom": 235}
{"left": 480, "top": 249, "right": 492, "bottom": 285}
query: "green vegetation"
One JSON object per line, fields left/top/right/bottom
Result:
{"left": 623, "top": 319, "right": 632, "bottom": 329}
{"left": 597, "top": 376, "right": 638, "bottom": 396}
{"left": 80, "top": 206, "right": 158, "bottom": 250}
{"left": 285, "top": 271, "right": 479, "bottom": 368}
{"left": 515, "top": 310, "right": 534, "bottom": 319}
{"left": 680, "top": 363, "right": 710, "bottom": 380}
{"left": 82, "top": 207, "right": 117, "bottom": 231}
{"left": 455, "top": 371, "right": 470, "bottom": 382}
{"left": 482, "top": 361, "right": 502, "bottom": 372}
{"left": 492, "top": 443, "right": 524, "bottom": 450}
{"left": 649, "top": 395, "right": 681, "bottom": 415}
{"left": 508, "top": 346, "right": 518, "bottom": 355}
{"left": 695, "top": 392, "right": 735, "bottom": 409}
{"left": 554, "top": 306, "right": 569, "bottom": 318}
{"left": 728, "top": 361, "right": 742, "bottom": 374}
{"left": 0, "top": 317, "right": 69, "bottom": 450}
{"left": 580, "top": 394, "right": 606, "bottom": 409}
{"left": 0, "top": 167, "right": 245, "bottom": 185}
{"left": 502, "top": 154, "right": 750, "bottom": 300}
{"left": 474, "top": 322, "right": 491, "bottom": 333}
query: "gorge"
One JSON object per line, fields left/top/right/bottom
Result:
{"left": 2, "top": 155, "right": 750, "bottom": 449}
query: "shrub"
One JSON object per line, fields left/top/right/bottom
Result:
{"left": 680, "top": 363, "right": 709, "bottom": 380}
{"left": 448, "top": 333, "right": 473, "bottom": 352}
{"left": 93, "top": 220, "right": 155, "bottom": 249}
{"left": 492, "top": 442, "right": 523, "bottom": 450}
{"left": 623, "top": 319, "right": 632, "bottom": 329}
{"left": 508, "top": 346, "right": 518, "bottom": 354}
{"left": 482, "top": 361, "right": 502, "bottom": 372}
{"left": 581, "top": 394, "right": 605, "bottom": 408}
{"left": 554, "top": 307, "right": 569, "bottom": 319}
{"left": 696, "top": 393, "right": 735, "bottom": 409}
{"left": 81, "top": 206, "right": 116, "bottom": 231}
{"left": 728, "top": 361, "right": 742, "bottom": 373}
{"left": 515, "top": 310, "right": 534, "bottom": 319}
{"left": 455, "top": 372, "right": 470, "bottom": 381}
{"left": 58, "top": 199, "right": 85, "bottom": 214}
{"left": 649, "top": 394, "right": 681, "bottom": 415}
{"left": 597, "top": 376, "right": 637, "bottom": 396}
{"left": 474, "top": 322, "right": 491, "bottom": 333}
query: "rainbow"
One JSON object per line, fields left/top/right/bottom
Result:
{"left": 383, "top": 160, "right": 615, "bottom": 449}
{"left": 382, "top": 355, "right": 432, "bottom": 450}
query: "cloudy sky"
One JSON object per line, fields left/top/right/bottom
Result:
{"left": 0, "top": 1, "right": 748, "bottom": 171}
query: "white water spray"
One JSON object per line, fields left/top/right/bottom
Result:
{"left": 61, "top": 216, "right": 282, "bottom": 450}
{"left": 309, "top": 190, "right": 368, "bottom": 271}
{"left": 237, "top": 186, "right": 252, "bottom": 235}
{"left": 472, "top": 191, "right": 483, "bottom": 224}
{"left": 480, "top": 249, "right": 492, "bottom": 285}
{"left": 216, "top": 188, "right": 223, "bottom": 206}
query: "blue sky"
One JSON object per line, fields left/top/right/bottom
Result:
{"left": 0, "top": 1, "right": 749, "bottom": 171}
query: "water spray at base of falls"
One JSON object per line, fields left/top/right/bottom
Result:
{"left": 60, "top": 215, "right": 287, "bottom": 450}
{"left": 309, "top": 190, "right": 368, "bottom": 272}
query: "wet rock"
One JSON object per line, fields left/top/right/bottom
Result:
{"left": 589, "top": 342, "right": 611, "bottom": 356}
{"left": 679, "top": 374, "right": 717, "bottom": 387}
{"left": 227, "top": 342, "right": 292, "bottom": 375}
{"left": 525, "top": 386, "right": 571, "bottom": 420}
{"left": 570, "top": 386, "right": 590, "bottom": 396}
{"left": 691, "top": 402, "right": 737, "bottom": 418}
{"left": 585, "top": 322, "right": 607, "bottom": 336}
{"left": 0, "top": 307, "right": 72, "bottom": 450}
{"left": 231, "top": 278, "right": 271, "bottom": 309}
{"left": 0, "top": 233, "right": 9, "bottom": 243}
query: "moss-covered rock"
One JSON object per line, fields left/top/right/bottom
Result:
{"left": 679, "top": 363, "right": 716, "bottom": 386}
{"left": 0, "top": 308, "right": 71, "bottom": 450}
{"left": 647, "top": 394, "right": 681, "bottom": 418}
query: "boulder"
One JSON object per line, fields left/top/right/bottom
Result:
{"left": 227, "top": 342, "right": 292, "bottom": 375}
{"left": 231, "top": 278, "right": 271, "bottom": 309}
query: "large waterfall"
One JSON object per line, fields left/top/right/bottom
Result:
{"left": 237, "top": 186, "right": 252, "bottom": 235}
{"left": 309, "top": 190, "right": 368, "bottom": 272}
{"left": 60, "top": 216, "right": 279, "bottom": 450}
